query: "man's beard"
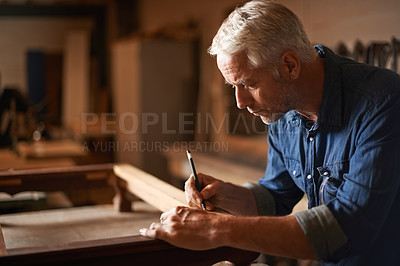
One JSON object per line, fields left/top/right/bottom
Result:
{"left": 251, "top": 79, "right": 300, "bottom": 125}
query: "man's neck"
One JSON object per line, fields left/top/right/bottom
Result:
{"left": 295, "top": 54, "right": 325, "bottom": 123}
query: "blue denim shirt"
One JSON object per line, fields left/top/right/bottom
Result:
{"left": 247, "top": 45, "right": 400, "bottom": 265}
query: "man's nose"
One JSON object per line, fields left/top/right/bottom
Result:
{"left": 235, "top": 86, "right": 253, "bottom": 109}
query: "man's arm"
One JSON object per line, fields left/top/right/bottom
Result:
{"left": 142, "top": 173, "right": 316, "bottom": 259}
{"left": 140, "top": 206, "right": 316, "bottom": 259}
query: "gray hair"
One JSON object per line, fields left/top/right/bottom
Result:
{"left": 208, "top": 0, "right": 315, "bottom": 69}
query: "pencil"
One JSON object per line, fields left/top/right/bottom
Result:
{"left": 186, "top": 150, "right": 207, "bottom": 210}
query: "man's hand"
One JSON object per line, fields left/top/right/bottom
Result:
{"left": 184, "top": 173, "right": 226, "bottom": 211}
{"left": 139, "top": 206, "right": 227, "bottom": 250}
{"left": 185, "top": 173, "right": 258, "bottom": 216}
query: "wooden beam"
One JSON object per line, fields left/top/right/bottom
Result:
{"left": 0, "top": 235, "right": 258, "bottom": 265}
{"left": 17, "top": 140, "right": 87, "bottom": 159}
{"left": 113, "top": 164, "right": 187, "bottom": 212}
{"left": 0, "top": 164, "right": 114, "bottom": 195}
{"left": 0, "top": 164, "right": 114, "bottom": 179}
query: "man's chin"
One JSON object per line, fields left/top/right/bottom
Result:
{"left": 260, "top": 114, "right": 284, "bottom": 125}
{"left": 260, "top": 116, "right": 273, "bottom": 125}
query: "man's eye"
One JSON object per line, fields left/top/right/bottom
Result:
{"left": 245, "top": 84, "right": 257, "bottom": 90}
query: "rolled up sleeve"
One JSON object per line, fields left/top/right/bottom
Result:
{"left": 294, "top": 205, "right": 347, "bottom": 260}
{"left": 243, "top": 182, "right": 276, "bottom": 216}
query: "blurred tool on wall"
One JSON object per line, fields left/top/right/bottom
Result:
{"left": 336, "top": 36, "right": 400, "bottom": 73}
{"left": 0, "top": 87, "right": 42, "bottom": 154}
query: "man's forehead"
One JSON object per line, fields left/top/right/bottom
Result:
{"left": 217, "top": 52, "right": 249, "bottom": 84}
{"left": 217, "top": 52, "right": 247, "bottom": 67}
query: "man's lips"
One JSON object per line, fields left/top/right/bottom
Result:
{"left": 249, "top": 110, "right": 264, "bottom": 116}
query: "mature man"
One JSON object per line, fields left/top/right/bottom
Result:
{"left": 140, "top": 1, "right": 400, "bottom": 264}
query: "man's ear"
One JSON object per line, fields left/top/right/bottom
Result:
{"left": 280, "top": 51, "right": 301, "bottom": 80}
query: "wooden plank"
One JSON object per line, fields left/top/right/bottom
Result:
{"left": 0, "top": 203, "right": 160, "bottom": 249}
{"left": 111, "top": 39, "right": 143, "bottom": 167}
{"left": 62, "top": 30, "right": 90, "bottom": 132}
{"left": 0, "top": 164, "right": 114, "bottom": 195}
{"left": 0, "top": 234, "right": 258, "bottom": 266}
{"left": 17, "top": 140, "right": 87, "bottom": 159}
{"left": 0, "top": 164, "right": 114, "bottom": 178}
{"left": 113, "top": 164, "right": 187, "bottom": 212}
{"left": 0, "top": 149, "right": 75, "bottom": 171}
{"left": 0, "top": 225, "right": 7, "bottom": 255}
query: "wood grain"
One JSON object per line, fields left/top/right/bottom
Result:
{"left": 0, "top": 203, "right": 160, "bottom": 249}
{"left": 113, "top": 164, "right": 187, "bottom": 212}
{"left": 0, "top": 234, "right": 259, "bottom": 265}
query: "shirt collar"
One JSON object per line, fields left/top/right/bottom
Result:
{"left": 315, "top": 45, "right": 344, "bottom": 127}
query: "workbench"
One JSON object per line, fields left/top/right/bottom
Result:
{"left": 0, "top": 164, "right": 259, "bottom": 265}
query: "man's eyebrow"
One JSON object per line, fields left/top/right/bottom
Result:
{"left": 224, "top": 79, "right": 248, "bottom": 85}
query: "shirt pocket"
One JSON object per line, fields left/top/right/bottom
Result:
{"left": 317, "top": 161, "right": 348, "bottom": 205}
{"left": 284, "top": 157, "right": 304, "bottom": 191}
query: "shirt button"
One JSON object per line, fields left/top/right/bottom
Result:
{"left": 292, "top": 170, "right": 297, "bottom": 175}
{"left": 306, "top": 174, "right": 312, "bottom": 180}
{"left": 309, "top": 137, "right": 315, "bottom": 142}
{"left": 323, "top": 171, "right": 330, "bottom": 176}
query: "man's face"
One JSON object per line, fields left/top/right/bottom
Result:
{"left": 217, "top": 52, "right": 299, "bottom": 124}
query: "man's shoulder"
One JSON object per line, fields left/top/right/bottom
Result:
{"left": 337, "top": 57, "right": 400, "bottom": 101}
{"left": 321, "top": 45, "right": 400, "bottom": 101}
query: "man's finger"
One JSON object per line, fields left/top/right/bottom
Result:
{"left": 204, "top": 200, "right": 214, "bottom": 211}
{"left": 141, "top": 222, "right": 167, "bottom": 239}
{"left": 185, "top": 175, "right": 204, "bottom": 207}
{"left": 139, "top": 228, "right": 156, "bottom": 238}
{"left": 200, "top": 184, "right": 215, "bottom": 200}
{"left": 160, "top": 208, "right": 175, "bottom": 223}
{"left": 149, "top": 222, "right": 160, "bottom": 230}
{"left": 185, "top": 175, "right": 196, "bottom": 192}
